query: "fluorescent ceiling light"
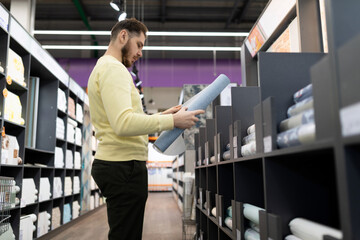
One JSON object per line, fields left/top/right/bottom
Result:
{"left": 118, "top": 12, "right": 127, "bottom": 21}
{"left": 34, "top": 30, "right": 248, "bottom": 37}
{"left": 42, "top": 45, "right": 241, "bottom": 51}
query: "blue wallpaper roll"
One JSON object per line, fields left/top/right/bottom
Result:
{"left": 277, "top": 122, "right": 316, "bottom": 149}
{"left": 154, "top": 74, "right": 230, "bottom": 154}
{"left": 293, "top": 84, "right": 312, "bottom": 103}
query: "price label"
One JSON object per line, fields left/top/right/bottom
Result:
{"left": 340, "top": 102, "right": 360, "bottom": 137}
{"left": 263, "top": 135, "right": 272, "bottom": 153}
{"left": 219, "top": 216, "right": 222, "bottom": 226}
{"left": 218, "top": 153, "right": 220, "bottom": 161}
{"left": 234, "top": 147, "right": 238, "bottom": 159}
{"left": 237, "top": 229, "right": 241, "bottom": 240}
{"left": 233, "top": 136, "right": 238, "bottom": 148}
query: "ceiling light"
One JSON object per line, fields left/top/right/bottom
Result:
{"left": 118, "top": 12, "right": 127, "bottom": 21}
{"left": 110, "top": 0, "right": 120, "bottom": 11}
{"left": 42, "top": 45, "right": 242, "bottom": 51}
{"left": 34, "top": 30, "right": 248, "bottom": 37}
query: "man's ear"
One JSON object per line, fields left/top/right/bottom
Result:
{"left": 117, "top": 29, "right": 128, "bottom": 44}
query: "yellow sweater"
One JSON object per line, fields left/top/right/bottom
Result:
{"left": 88, "top": 55, "right": 174, "bottom": 161}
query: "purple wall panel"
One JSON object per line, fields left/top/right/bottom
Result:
{"left": 57, "top": 58, "right": 241, "bottom": 88}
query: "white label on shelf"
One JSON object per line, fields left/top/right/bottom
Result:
{"left": 234, "top": 147, "right": 238, "bottom": 159}
{"left": 9, "top": 17, "right": 32, "bottom": 51}
{"left": 340, "top": 101, "right": 360, "bottom": 137}
{"left": 237, "top": 229, "right": 241, "bottom": 240}
{"left": 20, "top": 198, "right": 26, "bottom": 208}
{"left": 200, "top": 192, "right": 203, "bottom": 207}
{"left": 0, "top": 5, "right": 9, "bottom": 31}
{"left": 233, "top": 136, "right": 238, "bottom": 148}
{"left": 219, "top": 216, "right": 222, "bottom": 226}
{"left": 206, "top": 158, "right": 209, "bottom": 165}
{"left": 218, "top": 153, "right": 220, "bottom": 161}
{"left": 263, "top": 135, "right": 272, "bottom": 153}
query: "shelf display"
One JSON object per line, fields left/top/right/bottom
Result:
{"left": 7, "top": 48, "right": 26, "bottom": 87}
{"left": 1, "top": 134, "right": 20, "bottom": 165}
{"left": 4, "top": 89, "right": 25, "bottom": 125}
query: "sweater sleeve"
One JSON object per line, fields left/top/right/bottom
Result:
{"left": 98, "top": 63, "right": 174, "bottom": 136}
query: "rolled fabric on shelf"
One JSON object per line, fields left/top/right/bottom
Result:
{"left": 210, "top": 155, "right": 216, "bottom": 163}
{"left": 211, "top": 207, "right": 216, "bottom": 217}
{"left": 285, "top": 235, "right": 303, "bottom": 240}
{"left": 242, "top": 132, "right": 256, "bottom": 145}
{"left": 277, "top": 122, "right": 316, "bottom": 149}
{"left": 154, "top": 74, "right": 230, "bottom": 155}
{"left": 223, "top": 150, "right": 231, "bottom": 160}
{"left": 249, "top": 221, "right": 260, "bottom": 232}
{"left": 225, "top": 217, "right": 232, "bottom": 230}
{"left": 245, "top": 228, "right": 260, "bottom": 240}
{"left": 287, "top": 97, "right": 314, "bottom": 118}
{"left": 289, "top": 218, "right": 342, "bottom": 240}
{"left": 279, "top": 109, "right": 314, "bottom": 132}
{"left": 247, "top": 124, "right": 256, "bottom": 135}
{"left": 243, "top": 203, "right": 265, "bottom": 225}
{"left": 226, "top": 206, "right": 232, "bottom": 218}
{"left": 293, "top": 84, "right": 312, "bottom": 103}
{"left": 241, "top": 141, "right": 256, "bottom": 157}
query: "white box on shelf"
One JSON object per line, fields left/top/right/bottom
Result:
{"left": 1, "top": 134, "right": 20, "bottom": 165}
{"left": 21, "top": 178, "right": 37, "bottom": 207}
{"left": 53, "top": 177, "right": 62, "bottom": 198}
{"left": 65, "top": 149, "right": 73, "bottom": 169}
{"left": 74, "top": 151, "right": 81, "bottom": 169}
{"left": 39, "top": 177, "right": 51, "bottom": 202}
{"left": 54, "top": 147, "right": 64, "bottom": 168}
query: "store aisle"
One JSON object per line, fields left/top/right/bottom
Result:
{"left": 47, "top": 192, "right": 182, "bottom": 240}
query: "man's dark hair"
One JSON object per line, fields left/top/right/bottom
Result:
{"left": 110, "top": 18, "right": 148, "bottom": 41}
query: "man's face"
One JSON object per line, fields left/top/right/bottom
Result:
{"left": 121, "top": 32, "right": 145, "bottom": 68}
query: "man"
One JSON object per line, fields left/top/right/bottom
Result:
{"left": 88, "top": 18, "right": 204, "bottom": 240}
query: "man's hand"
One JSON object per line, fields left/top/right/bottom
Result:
{"left": 173, "top": 107, "right": 205, "bottom": 129}
{"left": 162, "top": 105, "right": 182, "bottom": 115}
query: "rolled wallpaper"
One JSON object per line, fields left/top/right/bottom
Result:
{"left": 154, "top": 74, "right": 230, "bottom": 155}
{"left": 225, "top": 217, "right": 233, "bottom": 230}
{"left": 247, "top": 124, "right": 256, "bottom": 135}
{"left": 277, "top": 122, "right": 316, "bottom": 148}
{"left": 211, "top": 207, "right": 216, "bottom": 217}
{"left": 245, "top": 228, "right": 260, "bottom": 240}
{"left": 243, "top": 203, "right": 265, "bottom": 225}
{"left": 226, "top": 206, "right": 232, "bottom": 218}
{"left": 223, "top": 150, "right": 231, "bottom": 160}
{"left": 293, "top": 84, "right": 312, "bottom": 103}
{"left": 287, "top": 97, "right": 314, "bottom": 118}
{"left": 279, "top": 108, "right": 314, "bottom": 132}
{"left": 250, "top": 221, "right": 260, "bottom": 232}
{"left": 241, "top": 141, "right": 257, "bottom": 157}
{"left": 242, "top": 132, "right": 256, "bottom": 145}
{"left": 289, "top": 218, "right": 342, "bottom": 240}
{"left": 210, "top": 155, "right": 216, "bottom": 164}
{"left": 285, "top": 235, "right": 303, "bottom": 240}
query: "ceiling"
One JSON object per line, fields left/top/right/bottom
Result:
{"left": 2, "top": 0, "right": 269, "bottom": 59}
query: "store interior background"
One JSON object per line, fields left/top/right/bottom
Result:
{"left": 1, "top": 0, "right": 271, "bottom": 112}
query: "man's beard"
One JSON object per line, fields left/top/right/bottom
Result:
{"left": 121, "top": 41, "right": 132, "bottom": 68}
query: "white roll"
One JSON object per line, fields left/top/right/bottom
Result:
{"left": 243, "top": 203, "right": 264, "bottom": 225}
{"left": 29, "top": 214, "right": 37, "bottom": 222}
{"left": 211, "top": 207, "right": 216, "bottom": 217}
{"left": 247, "top": 124, "right": 256, "bottom": 135}
{"left": 241, "top": 141, "right": 256, "bottom": 157}
{"left": 245, "top": 228, "right": 260, "bottom": 240}
{"left": 289, "top": 218, "right": 342, "bottom": 240}
{"left": 285, "top": 235, "right": 303, "bottom": 240}
{"left": 225, "top": 217, "right": 232, "bottom": 230}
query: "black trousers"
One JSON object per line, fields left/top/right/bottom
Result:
{"left": 91, "top": 159, "right": 148, "bottom": 240}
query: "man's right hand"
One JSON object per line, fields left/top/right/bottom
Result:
{"left": 173, "top": 107, "right": 205, "bottom": 129}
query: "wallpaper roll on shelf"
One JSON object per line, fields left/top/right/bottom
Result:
{"left": 226, "top": 206, "right": 232, "bottom": 218}
{"left": 225, "top": 217, "right": 232, "bottom": 230}
{"left": 279, "top": 108, "right": 314, "bottom": 132}
{"left": 223, "top": 150, "right": 231, "bottom": 160}
{"left": 154, "top": 74, "right": 230, "bottom": 155}
{"left": 242, "top": 132, "right": 256, "bottom": 145}
{"left": 250, "top": 221, "right": 260, "bottom": 232}
{"left": 247, "top": 124, "right": 256, "bottom": 135}
{"left": 210, "top": 156, "right": 216, "bottom": 164}
{"left": 289, "top": 218, "right": 342, "bottom": 240}
{"left": 285, "top": 235, "right": 303, "bottom": 240}
{"left": 241, "top": 141, "right": 256, "bottom": 157}
{"left": 277, "top": 122, "right": 316, "bottom": 149}
{"left": 243, "top": 203, "right": 265, "bottom": 225}
{"left": 245, "top": 228, "right": 260, "bottom": 240}
{"left": 211, "top": 207, "right": 216, "bottom": 217}
{"left": 287, "top": 97, "right": 313, "bottom": 118}
{"left": 293, "top": 84, "right": 312, "bottom": 103}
